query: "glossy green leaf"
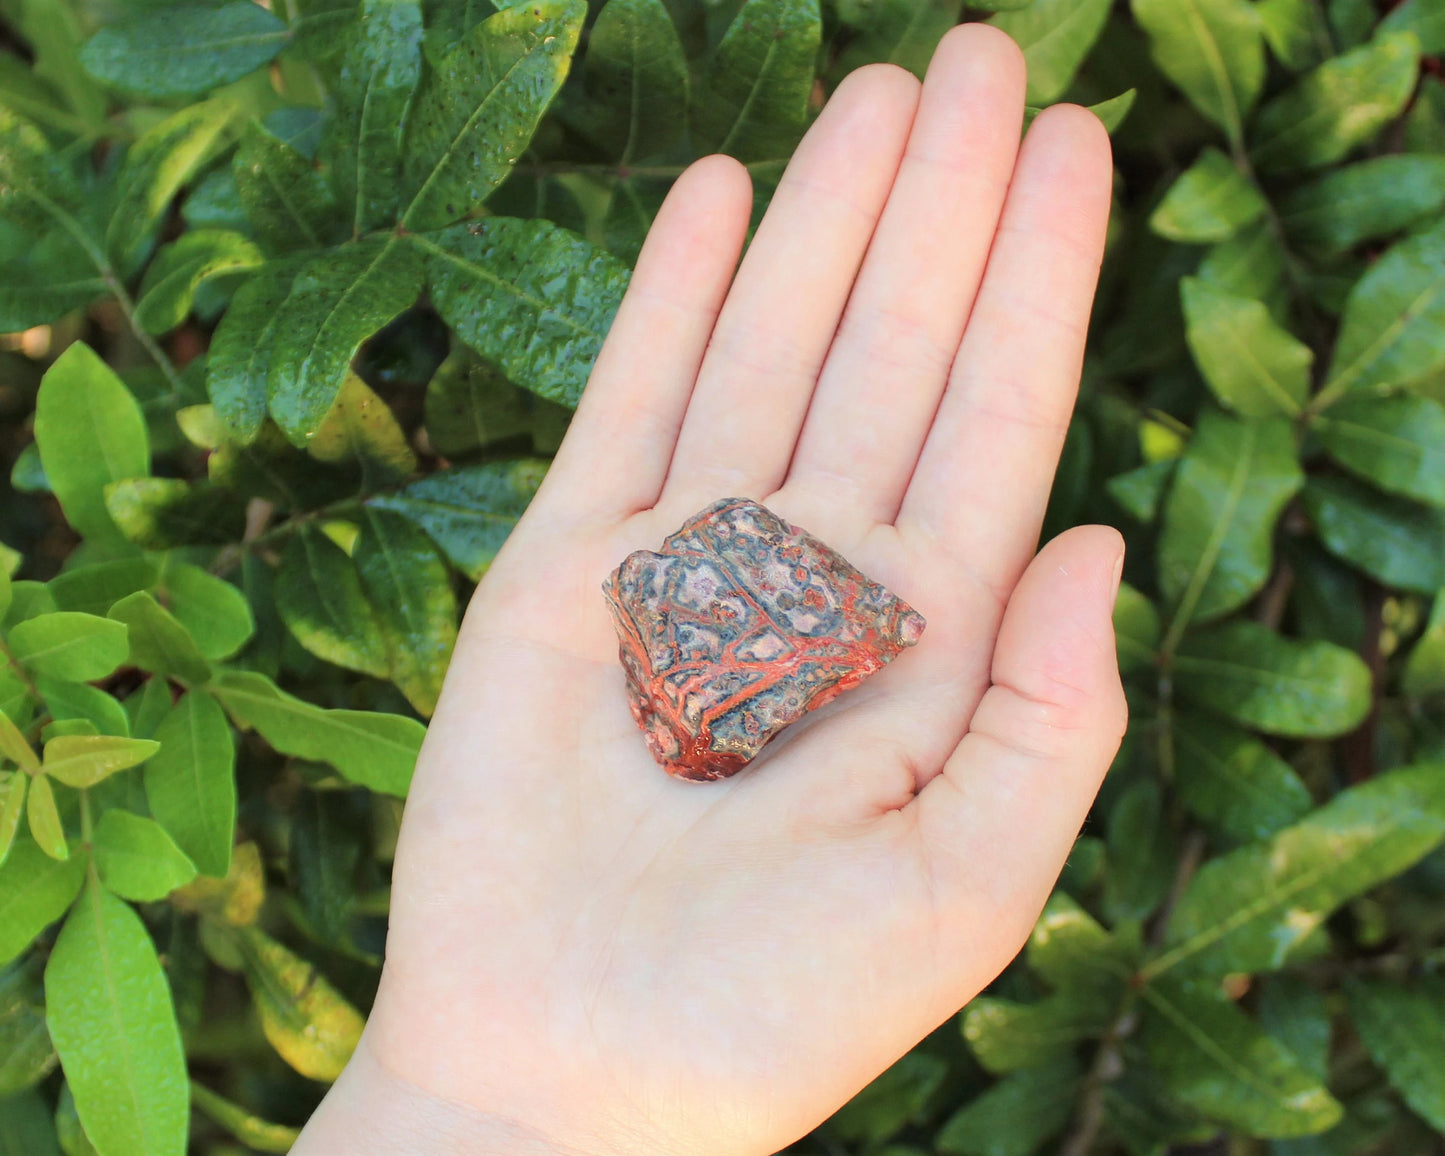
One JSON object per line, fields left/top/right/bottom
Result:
{"left": 323, "top": 0, "right": 424, "bottom": 234}
{"left": 1107, "top": 460, "right": 1173, "bottom": 523}
{"left": 368, "top": 458, "right": 546, "bottom": 579}
{"left": 55, "top": 1083, "right": 100, "bottom": 1156}
{"left": 1344, "top": 977, "right": 1445, "bottom": 1131}
{"left": 0, "top": 838, "right": 84, "bottom": 964}
{"left": 1312, "top": 396, "right": 1445, "bottom": 507}
{"left": 1381, "top": 0, "right": 1445, "bottom": 51}
{"left": 581, "top": 0, "right": 688, "bottom": 160}
{"left": 1196, "top": 219, "right": 1288, "bottom": 309}
{"left": 133, "top": 229, "right": 263, "bottom": 335}
{"left": 107, "top": 591, "right": 212, "bottom": 685}
{"left": 1321, "top": 219, "right": 1445, "bottom": 401}
{"left": 103, "top": 477, "right": 249, "bottom": 550}
{"left": 105, "top": 98, "right": 239, "bottom": 276}
{"left": 25, "top": 774, "right": 65, "bottom": 861}
{"left": 1114, "top": 581, "right": 1159, "bottom": 673}
{"left": 834, "top": 0, "right": 960, "bottom": 78}
{"left": 1180, "top": 280, "right": 1312, "bottom": 417}
{"left": 0, "top": 773, "right": 25, "bottom": 866}
{"left": 1257, "top": 0, "right": 1329, "bottom": 70}
{"left": 205, "top": 260, "right": 303, "bottom": 444}
{"left": 276, "top": 526, "right": 390, "bottom": 678}
{"left": 308, "top": 373, "right": 417, "bottom": 486}
{"left": 0, "top": 710, "right": 29, "bottom": 773}
{"left": 989, "top": 0, "right": 1110, "bottom": 104}
{"left": 420, "top": 219, "right": 630, "bottom": 409}
{"left": 1157, "top": 411, "right": 1302, "bottom": 625}
{"left": 1028, "top": 892, "right": 1137, "bottom": 993}
{"left": 963, "top": 994, "right": 1106, "bottom": 1074}
{"left": 265, "top": 237, "right": 424, "bottom": 446}
{"left": 233, "top": 121, "right": 340, "bottom": 253}
{"left": 37, "top": 680, "right": 128, "bottom": 740}
{"left": 1140, "top": 978, "right": 1341, "bottom": 1137}
{"left": 1173, "top": 620, "right": 1371, "bottom": 737}
{"left": 1151, "top": 763, "right": 1445, "bottom": 977}
{"left": 1250, "top": 32, "right": 1420, "bottom": 173}
{"left": 1404, "top": 594, "right": 1445, "bottom": 697}
{"left": 353, "top": 508, "right": 457, "bottom": 716}
{"left": 93, "top": 811, "right": 196, "bottom": 902}
{"left": 207, "top": 669, "right": 422, "bottom": 796}
{"left": 43, "top": 735, "right": 159, "bottom": 789}
{"left": 237, "top": 926, "right": 364, "bottom": 1081}
{"left": 1281, "top": 155, "right": 1445, "bottom": 255}
{"left": 1104, "top": 777, "right": 1175, "bottom": 922}
{"left": 1149, "top": 149, "right": 1267, "bottom": 244}
{"left": 1131, "top": 0, "right": 1264, "bottom": 145}
{"left": 402, "top": 1, "right": 585, "bottom": 230}
{"left": 0, "top": 965, "right": 56, "bottom": 1095}
{"left": 189, "top": 1082, "right": 300, "bottom": 1154}
{"left": 935, "top": 1056, "right": 1081, "bottom": 1156}
{"left": 144, "top": 691, "right": 236, "bottom": 879}
{"left": 159, "top": 563, "right": 254, "bottom": 662}
{"left": 47, "top": 559, "right": 157, "bottom": 619}
{"left": 79, "top": 3, "right": 287, "bottom": 99}
{"left": 0, "top": 1089, "right": 60, "bottom": 1156}
{"left": 33, "top": 343, "right": 149, "bottom": 545}
{"left": 44, "top": 881, "right": 188, "bottom": 1156}
{"left": 1303, "top": 475, "right": 1445, "bottom": 594}
{"left": 8, "top": 613, "right": 128, "bottom": 683}
{"left": 1172, "top": 712, "right": 1312, "bottom": 843}
{"left": 422, "top": 347, "right": 533, "bottom": 454}
{"left": 693, "top": 0, "right": 822, "bottom": 162}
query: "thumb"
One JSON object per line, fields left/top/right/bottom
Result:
{"left": 914, "top": 524, "right": 1128, "bottom": 976}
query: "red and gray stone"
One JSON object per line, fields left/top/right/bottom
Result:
{"left": 603, "top": 498, "right": 926, "bottom": 782}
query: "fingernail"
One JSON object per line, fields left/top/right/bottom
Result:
{"left": 1109, "top": 545, "right": 1126, "bottom": 604}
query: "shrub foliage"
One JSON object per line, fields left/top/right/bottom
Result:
{"left": 0, "top": 0, "right": 1443, "bottom": 1152}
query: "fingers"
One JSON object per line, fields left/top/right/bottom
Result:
{"left": 657, "top": 64, "right": 921, "bottom": 515}
{"left": 780, "top": 25, "right": 1025, "bottom": 531}
{"left": 898, "top": 105, "right": 1113, "bottom": 599}
{"left": 537, "top": 155, "right": 753, "bottom": 523}
{"left": 912, "top": 526, "right": 1126, "bottom": 963}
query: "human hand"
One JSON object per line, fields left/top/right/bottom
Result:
{"left": 295, "top": 24, "right": 1123, "bottom": 1156}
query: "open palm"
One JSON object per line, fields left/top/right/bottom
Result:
{"left": 299, "top": 25, "right": 1124, "bottom": 1156}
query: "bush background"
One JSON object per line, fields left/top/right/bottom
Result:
{"left": 1, "top": 0, "right": 1444, "bottom": 1153}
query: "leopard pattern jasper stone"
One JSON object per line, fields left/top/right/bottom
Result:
{"left": 603, "top": 498, "right": 926, "bottom": 782}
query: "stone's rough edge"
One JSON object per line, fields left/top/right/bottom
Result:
{"left": 602, "top": 497, "right": 926, "bottom": 782}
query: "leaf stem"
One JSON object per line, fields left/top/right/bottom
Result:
{"left": 103, "top": 270, "right": 187, "bottom": 398}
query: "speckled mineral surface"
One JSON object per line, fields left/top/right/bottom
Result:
{"left": 603, "top": 498, "right": 926, "bottom": 781}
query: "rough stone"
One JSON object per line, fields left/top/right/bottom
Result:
{"left": 603, "top": 498, "right": 926, "bottom": 781}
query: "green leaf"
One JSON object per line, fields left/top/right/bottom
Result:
{"left": 581, "top": 0, "right": 688, "bottom": 160}
{"left": 1382, "top": 0, "right": 1445, "bottom": 52}
{"left": 402, "top": 1, "right": 586, "bottom": 230}
{"left": 1196, "top": 219, "right": 1288, "bottom": 310}
{"left": 693, "top": 0, "right": 822, "bottom": 162}
{"left": 44, "top": 881, "right": 188, "bottom": 1156}
{"left": 1173, "top": 621, "right": 1371, "bottom": 737}
{"left": 1131, "top": 0, "right": 1264, "bottom": 145}
{"left": 1172, "top": 712, "right": 1312, "bottom": 843}
{"left": 0, "top": 965, "right": 57, "bottom": 1095}
{"left": 323, "top": 0, "right": 424, "bottom": 234}
{"left": 368, "top": 458, "right": 546, "bottom": 579}
{"left": 1180, "top": 280, "right": 1312, "bottom": 417}
{"left": 1157, "top": 411, "right": 1303, "bottom": 626}
{"left": 1250, "top": 32, "right": 1420, "bottom": 173}
{"left": 107, "top": 591, "right": 212, "bottom": 685}
{"left": 47, "top": 559, "right": 157, "bottom": 619}
{"left": 830, "top": 1052, "right": 948, "bottom": 1146}
{"left": 1150, "top": 763, "right": 1445, "bottom": 977}
{"left": 236, "top": 926, "right": 364, "bottom": 1081}
{"left": 0, "top": 838, "right": 85, "bottom": 964}
{"left": 36, "top": 680, "right": 129, "bottom": 739}
{"left": 103, "top": 477, "right": 249, "bottom": 550}
{"left": 1257, "top": 0, "right": 1329, "bottom": 70}
{"left": 420, "top": 219, "right": 630, "bottom": 409}
{"left": 1321, "top": 220, "right": 1445, "bottom": 401}
{"left": 207, "top": 669, "right": 422, "bottom": 796}
{"left": 289, "top": 789, "right": 363, "bottom": 944}
{"left": 276, "top": 526, "right": 390, "bottom": 678}
{"left": 0, "top": 709, "right": 38, "bottom": 773}
{"left": 233, "top": 121, "right": 340, "bottom": 253}
{"left": 144, "top": 691, "right": 236, "bottom": 879}
{"left": 1104, "top": 777, "right": 1175, "bottom": 923}
{"left": 159, "top": 564, "right": 254, "bottom": 662}
{"left": 935, "top": 1056, "right": 1082, "bottom": 1156}
{"left": 1140, "top": 977, "right": 1341, "bottom": 1137}
{"left": 1114, "top": 581, "right": 1159, "bottom": 673}
{"left": 989, "top": 0, "right": 1110, "bottom": 104}
{"left": 832, "top": 0, "right": 960, "bottom": 78}
{"left": 105, "top": 98, "right": 239, "bottom": 276}
{"left": 133, "top": 229, "right": 263, "bottom": 335}
{"left": 26, "top": 774, "right": 66, "bottom": 861}
{"left": 1028, "top": 892, "right": 1137, "bottom": 995}
{"left": 353, "top": 508, "right": 457, "bottom": 716}
{"left": 0, "top": 774, "right": 25, "bottom": 867}
{"left": 1312, "top": 396, "right": 1445, "bottom": 507}
{"left": 1087, "top": 90, "right": 1138, "bottom": 133}
{"left": 43, "top": 735, "right": 160, "bottom": 789}
{"left": 92, "top": 812, "right": 195, "bottom": 903}
{"left": 8, "top": 613, "right": 129, "bottom": 683}
{"left": 33, "top": 343, "right": 149, "bottom": 545}
{"left": 1280, "top": 155, "right": 1445, "bottom": 256}
{"left": 55, "top": 1083, "right": 100, "bottom": 1156}
{"left": 1344, "top": 977, "right": 1445, "bottom": 1131}
{"left": 1404, "top": 594, "right": 1445, "bottom": 697}
{"left": 1302, "top": 475, "right": 1445, "bottom": 594}
{"left": 1149, "top": 148, "right": 1267, "bottom": 244}
{"left": 963, "top": 994, "right": 1106, "bottom": 1074}
{"left": 308, "top": 373, "right": 417, "bottom": 486}
{"left": 206, "top": 260, "right": 303, "bottom": 444}
{"left": 0, "top": 107, "right": 86, "bottom": 236}
{"left": 265, "top": 237, "right": 425, "bottom": 446}
{"left": 189, "top": 1082, "right": 300, "bottom": 1154}
{"left": 1107, "top": 460, "right": 1173, "bottom": 523}
{"left": 0, "top": 1089, "right": 60, "bottom": 1156}
{"left": 79, "top": 2, "right": 287, "bottom": 99}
